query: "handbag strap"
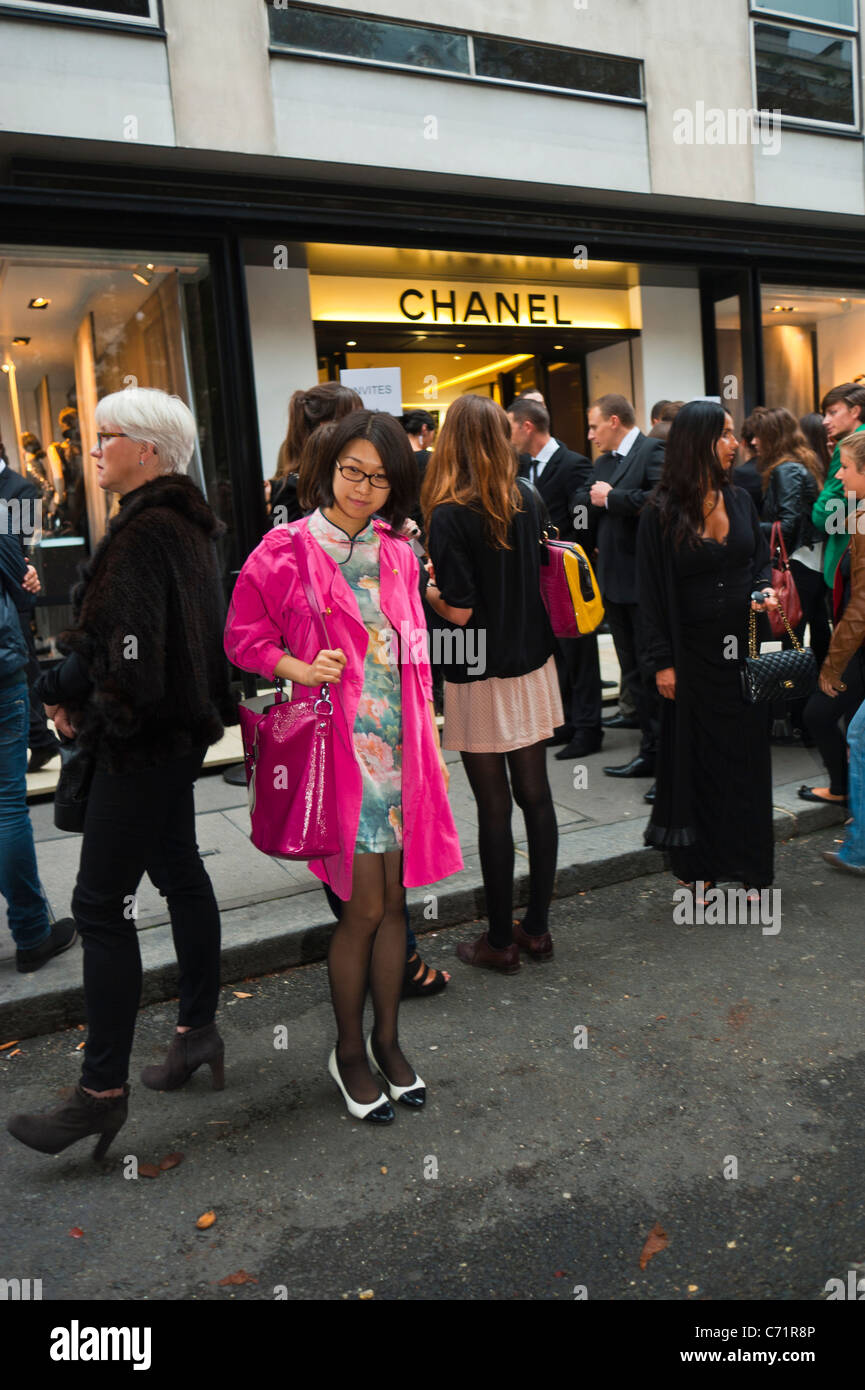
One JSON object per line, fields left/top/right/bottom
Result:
{"left": 770, "top": 520, "right": 791, "bottom": 568}
{"left": 291, "top": 526, "right": 333, "bottom": 651}
{"left": 749, "top": 601, "right": 802, "bottom": 659}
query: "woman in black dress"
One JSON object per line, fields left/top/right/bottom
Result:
{"left": 637, "top": 402, "right": 777, "bottom": 890}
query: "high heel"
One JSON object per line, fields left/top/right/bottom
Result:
{"left": 7, "top": 1084, "right": 129, "bottom": 1162}
{"left": 366, "top": 1034, "right": 426, "bottom": 1108}
{"left": 140, "top": 1021, "right": 225, "bottom": 1091}
{"left": 328, "top": 1048, "right": 394, "bottom": 1123}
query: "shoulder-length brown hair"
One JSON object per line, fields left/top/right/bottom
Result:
{"left": 421, "top": 395, "right": 521, "bottom": 549}
{"left": 752, "top": 406, "right": 824, "bottom": 489}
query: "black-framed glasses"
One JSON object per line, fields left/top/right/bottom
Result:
{"left": 96, "top": 432, "right": 128, "bottom": 449}
{"left": 336, "top": 460, "right": 390, "bottom": 489}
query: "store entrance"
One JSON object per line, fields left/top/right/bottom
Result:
{"left": 313, "top": 322, "right": 640, "bottom": 456}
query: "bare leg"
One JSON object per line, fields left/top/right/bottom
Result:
{"left": 326, "top": 853, "right": 385, "bottom": 1105}
{"left": 369, "top": 850, "right": 414, "bottom": 1086}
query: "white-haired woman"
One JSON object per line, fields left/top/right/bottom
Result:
{"left": 7, "top": 388, "right": 236, "bottom": 1163}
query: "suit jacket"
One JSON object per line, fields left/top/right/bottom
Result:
{"left": 518, "top": 441, "right": 591, "bottom": 541}
{"left": 571, "top": 432, "right": 665, "bottom": 605}
{"left": 0, "top": 465, "right": 39, "bottom": 614}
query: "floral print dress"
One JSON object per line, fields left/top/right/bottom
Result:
{"left": 307, "top": 509, "right": 403, "bottom": 854}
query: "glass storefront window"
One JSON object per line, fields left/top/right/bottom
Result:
{"left": 753, "top": 21, "right": 857, "bottom": 126}
{"left": 0, "top": 244, "right": 229, "bottom": 656}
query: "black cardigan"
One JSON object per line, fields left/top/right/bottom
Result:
{"left": 35, "top": 474, "right": 237, "bottom": 773}
{"left": 426, "top": 482, "right": 555, "bottom": 683}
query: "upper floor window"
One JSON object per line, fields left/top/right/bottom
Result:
{"left": 0, "top": 0, "right": 159, "bottom": 24}
{"left": 268, "top": 3, "right": 642, "bottom": 103}
{"left": 750, "top": 1, "right": 860, "bottom": 130}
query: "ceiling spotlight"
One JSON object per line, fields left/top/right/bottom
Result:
{"left": 28, "top": 297, "right": 50, "bottom": 309}
{"left": 12, "top": 336, "right": 30, "bottom": 346}
{"left": 453, "top": 355, "right": 462, "bottom": 361}
{"left": 554, "top": 344, "right": 564, "bottom": 350}
{"left": 132, "top": 268, "right": 153, "bottom": 286}
{"left": 146, "top": 263, "right": 155, "bottom": 271}
{"left": 1, "top": 363, "right": 10, "bottom": 373}
{"left": 456, "top": 342, "right": 466, "bottom": 348}
{"left": 346, "top": 340, "right": 357, "bottom": 347}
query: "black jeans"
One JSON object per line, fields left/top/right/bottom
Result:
{"left": 803, "top": 651, "right": 865, "bottom": 797}
{"left": 555, "top": 633, "right": 602, "bottom": 736}
{"left": 73, "top": 746, "right": 220, "bottom": 1091}
{"left": 605, "top": 598, "right": 659, "bottom": 761}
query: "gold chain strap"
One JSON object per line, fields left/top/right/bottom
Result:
{"left": 748, "top": 600, "right": 802, "bottom": 660}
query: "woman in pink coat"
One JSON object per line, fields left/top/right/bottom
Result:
{"left": 225, "top": 410, "right": 463, "bottom": 1124}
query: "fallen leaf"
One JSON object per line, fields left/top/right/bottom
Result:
{"left": 655, "top": 1015, "right": 667, "bottom": 1021}
{"left": 639, "top": 1222, "right": 669, "bottom": 1271}
{"left": 8, "top": 1049, "right": 21, "bottom": 1057}
{"left": 76, "top": 1024, "right": 86, "bottom": 1031}
{"left": 688, "top": 1283, "right": 699, "bottom": 1292}
{"left": 138, "top": 1163, "right": 160, "bottom": 1179}
{"left": 553, "top": 1269, "right": 566, "bottom": 1278}
{"left": 196, "top": 1210, "right": 216, "bottom": 1229}
{"left": 380, "top": 1166, "right": 388, "bottom": 1175}
{"left": 358, "top": 1289, "right": 374, "bottom": 1299}
{"left": 0, "top": 1040, "right": 19, "bottom": 1051}
{"left": 217, "top": 1270, "right": 258, "bottom": 1286}
{"left": 75, "top": 1041, "right": 85, "bottom": 1051}
{"left": 69, "top": 1227, "right": 84, "bottom": 1238}
{"left": 233, "top": 991, "right": 252, "bottom": 999}
{"left": 159, "top": 1152, "right": 184, "bottom": 1171}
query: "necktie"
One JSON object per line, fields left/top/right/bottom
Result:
{"left": 530, "top": 461, "right": 539, "bottom": 487}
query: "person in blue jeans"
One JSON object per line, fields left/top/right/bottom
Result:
{"left": 0, "top": 506, "right": 76, "bottom": 970}
{"left": 817, "top": 432, "right": 865, "bottom": 874}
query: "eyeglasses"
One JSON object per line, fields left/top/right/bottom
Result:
{"left": 336, "top": 460, "right": 390, "bottom": 489}
{"left": 96, "top": 432, "right": 128, "bottom": 449}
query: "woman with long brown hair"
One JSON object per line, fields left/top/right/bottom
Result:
{"left": 268, "top": 382, "right": 362, "bottom": 524}
{"left": 751, "top": 406, "right": 829, "bottom": 690}
{"left": 423, "top": 395, "right": 561, "bottom": 973}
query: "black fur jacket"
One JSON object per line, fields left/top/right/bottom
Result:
{"left": 36, "top": 473, "right": 238, "bottom": 773}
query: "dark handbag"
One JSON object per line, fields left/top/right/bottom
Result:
{"left": 53, "top": 735, "right": 95, "bottom": 832}
{"left": 767, "top": 521, "right": 802, "bottom": 638}
{"left": 740, "top": 602, "right": 817, "bottom": 705}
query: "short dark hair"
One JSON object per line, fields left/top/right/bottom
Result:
{"left": 508, "top": 397, "right": 550, "bottom": 433}
{"left": 401, "top": 410, "right": 436, "bottom": 436}
{"left": 591, "top": 393, "right": 636, "bottom": 428}
{"left": 820, "top": 382, "right": 865, "bottom": 420}
{"left": 651, "top": 399, "right": 671, "bottom": 422}
{"left": 308, "top": 410, "right": 417, "bottom": 533}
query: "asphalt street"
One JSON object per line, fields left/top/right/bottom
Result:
{"left": 1, "top": 825, "right": 862, "bottom": 1305}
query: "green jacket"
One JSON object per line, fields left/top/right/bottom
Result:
{"left": 811, "top": 422, "right": 865, "bottom": 585}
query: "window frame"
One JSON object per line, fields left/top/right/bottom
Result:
{"left": 750, "top": 13, "right": 861, "bottom": 133}
{"left": 0, "top": 0, "right": 162, "bottom": 30}
{"left": 267, "top": 1, "right": 644, "bottom": 107}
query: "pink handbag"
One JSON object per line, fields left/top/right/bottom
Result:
{"left": 237, "top": 530, "right": 340, "bottom": 859}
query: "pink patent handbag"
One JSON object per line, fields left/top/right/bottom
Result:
{"left": 237, "top": 530, "right": 340, "bottom": 859}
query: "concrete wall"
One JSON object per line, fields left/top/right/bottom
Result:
{"left": 754, "top": 129, "right": 865, "bottom": 216}
{"left": 244, "top": 263, "right": 319, "bottom": 480}
{"left": 585, "top": 341, "right": 634, "bottom": 436}
{"left": 630, "top": 284, "right": 706, "bottom": 430}
{"left": 163, "top": 0, "right": 276, "bottom": 153}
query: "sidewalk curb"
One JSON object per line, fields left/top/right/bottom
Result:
{"left": 0, "top": 794, "right": 846, "bottom": 1040}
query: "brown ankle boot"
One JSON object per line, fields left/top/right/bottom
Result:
{"left": 140, "top": 1022, "right": 225, "bottom": 1092}
{"left": 7, "top": 1084, "right": 129, "bottom": 1161}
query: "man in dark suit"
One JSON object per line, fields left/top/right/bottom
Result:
{"left": 572, "top": 393, "right": 665, "bottom": 778}
{"left": 0, "top": 458, "right": 61, "bottom": 772}
{"left": 508, "top": 397, "right": 603, "bottom": 759}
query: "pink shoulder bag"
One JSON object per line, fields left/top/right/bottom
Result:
{"left": 237, "top": 530, "right": 340, "bottom": 859}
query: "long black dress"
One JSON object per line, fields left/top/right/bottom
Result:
{"left": 637, "top": 486, "right": 774, "bottom": 887}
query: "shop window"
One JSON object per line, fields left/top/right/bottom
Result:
{"left": 0, "top": 245, "right": 230, "bottom": 655}
{"left": 268, "top": 3, "right": 642, "bottom": 102}
{"left": 0, "top": 0, "right": 159, "bottom": 24}
{"left": 751, "top": 2, "right": 859, "bottom": 129}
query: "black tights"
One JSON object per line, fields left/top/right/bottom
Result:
{"left": 461, "top": 742, "right": 558, "bottom": 949}
{"left": 327, "top": 850, "right": 414, "bottom": 1104}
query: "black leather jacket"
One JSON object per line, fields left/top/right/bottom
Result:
{"left": 760, "top": 461, "right": 819, "bottom": 555}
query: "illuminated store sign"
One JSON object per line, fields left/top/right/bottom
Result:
{"left": 309, "top": 276, "right": 634, "bottom": 329}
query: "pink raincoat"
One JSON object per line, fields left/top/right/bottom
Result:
{"left": 224, "top": 516, "right": 464, "bottom": 899}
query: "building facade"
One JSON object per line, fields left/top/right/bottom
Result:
{"left": 2, "top": 0, "right": 865, "bottom": 646}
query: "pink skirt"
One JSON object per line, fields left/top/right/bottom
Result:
{"left": 443, "top": 655, "right": 564, "bottom": 753}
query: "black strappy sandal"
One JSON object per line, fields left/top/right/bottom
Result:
{"left": 401, "top": 952, "right": 449, "bottom": 998}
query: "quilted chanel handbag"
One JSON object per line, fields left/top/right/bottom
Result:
{"left": 237, "top": 530, "right": 340, "bottom": 859}
{"left": 740, "top": 601, "right": 817, "bottom": 705}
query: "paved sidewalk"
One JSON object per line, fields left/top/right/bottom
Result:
{"left": 0, "top": 639, "right": 847, "bottom": 1037}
